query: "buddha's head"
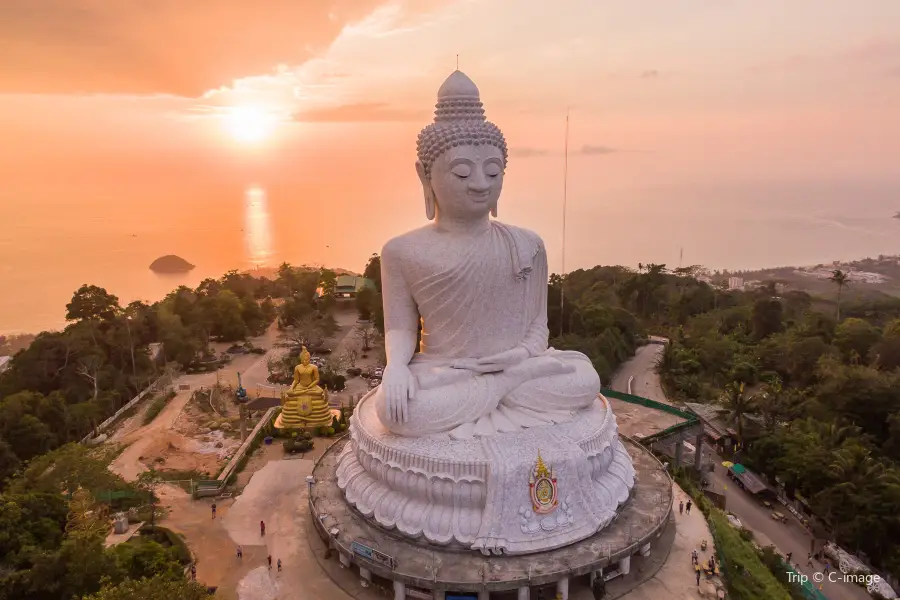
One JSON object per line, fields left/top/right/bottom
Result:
{"left": 299, "top": 346, "right": 311, "bottom": 366}
{"left": 416, "top": 71, "right": 508, "bottom": 222}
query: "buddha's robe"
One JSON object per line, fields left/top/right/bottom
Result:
{"left": 374, "top": 220, "right": 600, "bottom": 439}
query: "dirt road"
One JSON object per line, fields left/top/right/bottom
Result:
{"left": 109, "top": 388, "right": 194, "bottom": 481}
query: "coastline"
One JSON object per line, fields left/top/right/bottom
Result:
{"left": 4, "top": 251, "right": 899, "bottom": 338}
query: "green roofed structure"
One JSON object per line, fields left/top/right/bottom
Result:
{"left": 333, "top": 275, "right": 376, "bottom": 298}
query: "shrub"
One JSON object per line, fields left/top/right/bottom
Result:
{"left": 672, "top": 466, "right": 791, "bottom": 600}
{"left": 283, "top": 438, "right": 313, "bottom": 453}
{"left": 142, "top": 395, "right": 170, "bottom": 426}
{"left": 709, "top": 512, "right": 791, "bottom": 600}
{"left": 347, "top": 367, "right": 362, "bottom": 377}
{"left": 138, "top": 525, "right": 192, "bottom": 565}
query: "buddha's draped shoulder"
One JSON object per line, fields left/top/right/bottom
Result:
{"left": 381, "top": 223, "right": 548, "bottom": 360}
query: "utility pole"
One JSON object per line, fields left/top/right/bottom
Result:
{"left": 559, "top": 108, "right": 570, "bottom": 338}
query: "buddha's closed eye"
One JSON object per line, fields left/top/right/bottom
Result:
{"left": 451, "top": 164, "right": 471, "bottom": 179}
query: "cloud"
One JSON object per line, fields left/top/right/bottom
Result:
{"left": 292, "top": 102, "right": 426, "bottom": 122}
{"left": 508, "top": 145, "right": 621, "bottom": 158}
{"left": 0, "top": 0, "right": 388, "bottom": 96}
{"left": 509, "top": 147, "right": 551, "bottom": 158}
{"left": 579, "top": 145, "right": 618, "bottom": 155}
{"left": 746, "top": 38, "right": 900, "bottom": 74}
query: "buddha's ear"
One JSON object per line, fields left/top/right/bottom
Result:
{"left": 415, "top": 160, "right": 436, "bottom": 220}
{"left": 490, "top": 202, "right": 498, "bottom": 218}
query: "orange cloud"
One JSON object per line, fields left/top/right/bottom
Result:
{"left": 0, "top": 0, "right": 385, "bottom": 96}
{"left": 292, "top": 102, "right": 427, "bottom": 122}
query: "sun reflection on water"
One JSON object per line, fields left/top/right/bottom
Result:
{"left": 244, "top": 185, "right": 273, "bottom": 267}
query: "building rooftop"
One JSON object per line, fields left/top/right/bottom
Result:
{"left": 684, "top": 402, "right": 763, "bottom": 439}
{"left": 334, "top": 275, "right": 375, "bottom": 294}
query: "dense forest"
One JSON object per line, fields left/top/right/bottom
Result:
{"left": 0, "top": 264, "right": 342, "bottom": 599}
{"left": 547, "top": 262, "right": 900, "bottom": 580}
{"left": 654, "top": 285, "right": 900, "bottom": 579}
{"left": 3, "top": 255, "right": 900, "bottom": 596}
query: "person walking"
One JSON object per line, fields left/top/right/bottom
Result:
{"left": 686, "top": 500, "right": 692, "bottom": 514}
{"left": 786, "top": 552, "right": 792, "bottom": 564}
{"left": 190, "top": 563, "right": 197, "bottom": 580}
{"left": 807, "top": 553, "right": 814, "bottom": 568}
{"left": 236, "top": 545, "right": 243, "bottom": 560}
{"left": 260, "top": 520, "right": 266, "bottom": 536}
{"left": 691, "top": 549, "right": 698, "bottom": 565}
{"left": 211, "top": 502, "right": 217, "bottom": 519}
{"left": 679, "top": 501, "right": 684, "bottom": 515}
{"left": 267, "top": 555, "right": 272, "bottom": 570}
{"left": 277, "top": 558, "right": 282, "bottom": 572}
{"left": 696, "top": 568, "right": 701, "bottom": 586}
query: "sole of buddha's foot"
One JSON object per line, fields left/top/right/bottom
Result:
{"left": 504, "top": 355, "right": 575, "bottom": 381}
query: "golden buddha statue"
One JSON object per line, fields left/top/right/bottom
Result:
{"left": 275, "top": 347, "right": 333, "bottom": 430}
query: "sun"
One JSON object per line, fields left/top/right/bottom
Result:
{"left": 225, "top": 106, "right": 277, "bottom": 144}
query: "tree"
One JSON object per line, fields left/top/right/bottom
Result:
{"left": 833, "top": 318, "right": 881, "bottom": 364}
{"left": 156, "top": 307, "right": 199, "bottom": 367}
{"left": 719, "top": 381, "right": 756, "bottom": 450}
{"left": 211, "top": 290, "right": 248, "bottom": 341}
{"left": 0, "top": 438, "right": 21, "bottom": 484}
{"left": 284, "top": 314, "right": 329, "bottom": 351}
{"left": 355, "top": 324, "right": 378, "bottom": 352}
{"left": 82, "top": 576, "right": 212, "bottom": 600}
{"left": 750, "top": 298, "right": 784, "bottom": 340}
{"left": 355, "top": 286, "right": 377, "bottom": 321}
{"left": 874, "top": 318, "right": 900, "bottom": 371}
{"left": 363, "top": 253, "right": 382, "bottom": 292}
{"left": 828, "top": 269, "right": 850, "bottom": 321}
{"left": 319, "top": 269, "right": 338, "bottom": 297}
{"left": 66, "top": 285, "right": 121, "bottom": 322}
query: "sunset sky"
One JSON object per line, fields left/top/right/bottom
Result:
{"left": 2, "top": 1, "right": 900, "bottom": 333}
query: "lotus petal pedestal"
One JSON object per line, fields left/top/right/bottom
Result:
{"left": 337, "top": 392, "right": 635, "bottom": 555}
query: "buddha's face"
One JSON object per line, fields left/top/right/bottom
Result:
{"left": 425, "top": 144, "right": 504, "bottom": 221}
{"left": 300, "top": 354, "right": 310, "bottom": 366}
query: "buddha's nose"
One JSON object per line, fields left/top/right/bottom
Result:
{"left": 468, "top": 172, "right": 490, "bottom": 193}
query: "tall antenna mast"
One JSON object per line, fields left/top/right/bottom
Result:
{"left": 559, "top": 108, "right": 570, "bottom": 338}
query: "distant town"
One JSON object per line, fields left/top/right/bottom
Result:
{"left": 695, "top": 253, "right": 900, "bottom": 297}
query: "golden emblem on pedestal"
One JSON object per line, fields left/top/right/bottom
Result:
{"left": 528, "top": 451, "right": 559, "bottom": 515}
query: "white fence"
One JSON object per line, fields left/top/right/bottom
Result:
{"left": 79, "top": 375, "right": 169, "bottom": 444}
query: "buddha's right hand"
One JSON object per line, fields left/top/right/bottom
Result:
{"left": 382, "top": 364, "right": 417, "bottom": 423}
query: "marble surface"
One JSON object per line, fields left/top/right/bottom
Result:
{"left": 337, "top": 70, "right": 636, "bottom": 556}
{"left": 318, "top": 436, "right": 671, "bottom": 592}
{"left": 338, "top": 394, "right": 635, "bottom": 555}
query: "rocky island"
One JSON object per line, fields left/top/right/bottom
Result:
{"left": 149, "top": 255, "right": 195, "bottom": 273}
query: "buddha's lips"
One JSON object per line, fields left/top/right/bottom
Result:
{"left": 468, "top": 191, "right": 491, "bottom": 200}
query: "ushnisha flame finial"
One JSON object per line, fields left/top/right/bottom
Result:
{"left": 416, "top": 70, "right": 508, "bottom": 177}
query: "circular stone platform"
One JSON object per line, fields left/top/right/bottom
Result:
{"left": 310, "top": 436, "right": 673, "bottom": 596}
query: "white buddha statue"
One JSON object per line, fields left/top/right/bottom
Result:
{"left": 375, "top": 70, "right": 600, "bottom": 440}
{"left": 337, "top": 71, "right": 635, "bottom": 556}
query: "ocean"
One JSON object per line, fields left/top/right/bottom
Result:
{"left": 2, "top": 174, "right": 898, "bottom": 336}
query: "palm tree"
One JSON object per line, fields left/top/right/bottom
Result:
{"left": 719, "top": 381, "right": 756, "bottom": 451}
{"left": 753, "top": 376, "right": 783, "bottom": 433}
{"left": 828, "top": 269, "right": 850, "bottom": 321}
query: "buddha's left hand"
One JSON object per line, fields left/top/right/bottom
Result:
{"left": 452, "top": 346, "right": 529, "bottom": 373}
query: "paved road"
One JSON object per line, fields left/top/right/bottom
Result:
{"left": 609, "top": 341, "right": 668, "bottom": 404}
{"left": 616, "top": 343, "right": 871, "bottom": 600}
{"left": 706, "top": 465, "right": 869, "bottom": 600}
